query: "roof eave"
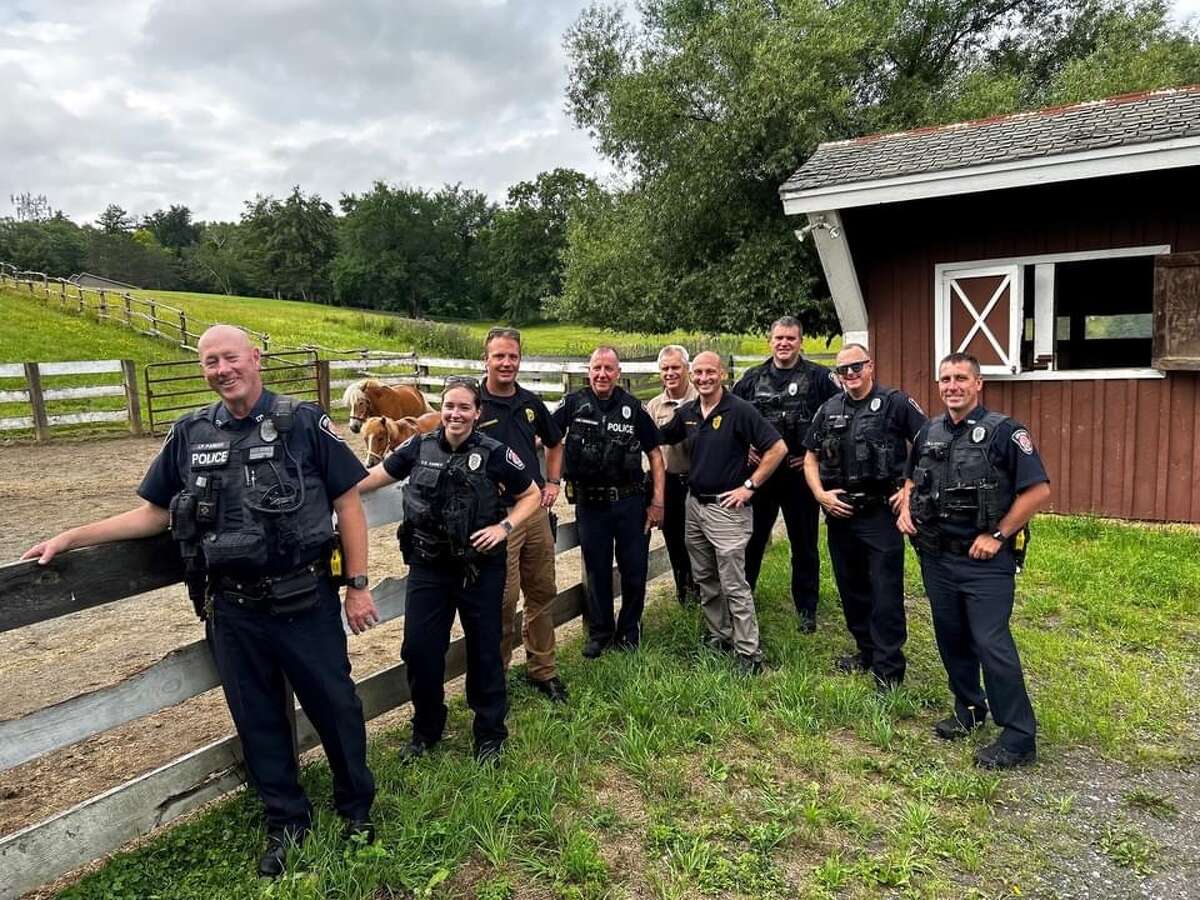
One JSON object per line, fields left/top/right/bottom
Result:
{"left": 779, "top": 134, "right": 1200, "bottom": 216}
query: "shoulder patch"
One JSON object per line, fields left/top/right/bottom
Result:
{"left": 907, "top": 396, "right": 924, "bottom": 415}
{"left": 1011, "top": 429, "right": 1035, "bottom": 455}
{"left": 319, "top": 414, "right": 346, "bottom": 443}
{"left": 505, "top": 447, "right": 526, "bottom": 470}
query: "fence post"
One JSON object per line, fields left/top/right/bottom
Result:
{"left": 123, "top": 294, "right": 133, "bottom": 326}
{"left": 179, "top": 311, "right": 188, "bottom": 348}
{"left": 24, "top": 362, "right": 50, "bottom": 443}
{"left": 316, "top": 359, "right": 331, "bottom": 411}
{"left": 77, "top": 285, "right": 85, "bottom": 314}
{"left": 98, "top": 290, "right": 107, "bottom": 319}
{"left": 121, "top": 360, "right": 143, "bottom": 436}
{"left": 148, "top": 300, "right": 157, "bottom": 334}
{"left": 560, "top": 368, "right": 571, "bottom": 399}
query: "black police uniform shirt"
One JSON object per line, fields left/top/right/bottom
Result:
{"left": 551, "top": 387, "right": 662, "bottom": 478}
{"left": 382, "top": 427, "right": 534, "bottom": 501}
{"left": 802, "top": 384, "right": 928, "bottom": 484}
{"left": 139, "top": 390, "right": 367, "bottom": 570}
{"left": 478, "top": 382, "right": 562, "bottom": 500}
{"left": 732, "top": 358, "right": 840, "bottom": 448}
{"left": 659, "top": 389, "right": 781, "bottom": 496}
{"left": 905, "top": 405, "right": 1050, "bottom": 541}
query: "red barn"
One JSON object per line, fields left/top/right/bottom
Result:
{"left": 780, "top": 87, "right": 1200, "bottom": 523}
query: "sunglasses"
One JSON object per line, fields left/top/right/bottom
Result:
{"left": 834, "top": 360, "right": 870, "bottom": 376}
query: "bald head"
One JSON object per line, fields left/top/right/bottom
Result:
{"left": 692, "top": 351, "right": 723, "bottom": 371}
{"left": 198, "top": 324, "right": 254, "bottom": 355}
{"left": 197, "top": 324, "right": 263, "bottom": 416}
{"left": 690, "top": 350, "right": 724, "bottom": 400}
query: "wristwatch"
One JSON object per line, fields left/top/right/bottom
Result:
{"left": 347, "top": 574, "right": 369, "bottom": 590}
{"left": 990, "top": 530, "right": 1006, "bottom": 542}
{"left": 743, "top": 479, "right": 757, "bottom": 491}
{"left": 545, "top": 478, "right": 561, "bottom": 486}
{"left": 500, "top": 520, "right": 514, "bottom": 535}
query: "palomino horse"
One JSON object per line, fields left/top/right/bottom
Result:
{"left": 362, "top": 412, "right": 441, "bottom": 465}
{"left": 342, "top": 378, "right": 431, "bottom": 433}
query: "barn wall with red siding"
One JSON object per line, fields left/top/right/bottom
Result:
{"left": 840, "top": 169, "right": 1200, "bottom": 522}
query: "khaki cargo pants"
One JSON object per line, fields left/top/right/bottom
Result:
{"left": 500, "top": 506, "right": 559, "bottom": 681}
{"left": 685, "top": 495, "right": 761, "bottom": 659}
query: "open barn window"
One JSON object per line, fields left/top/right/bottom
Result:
{"left": 936, "top": 246, "right": 1175, "bottom": 378}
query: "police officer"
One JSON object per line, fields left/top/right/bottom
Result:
{"left": 898, "top": 352, "right": 1051, "bottom": 769}
{"left": 359, "top": 377, "right": 541, "bottom": 765}
{"left": 644, "top": 345, "right": 699, "bottom": 606}
{"left": 659, "top": 352, "right": 786, "bottom": 674}
{"left": 803, "top": 344, "right": 926, "bottom": 688}
{"left": 553, "top": 346, "right": 665, "bottom": 657}
{"left": 733, "top": 316, "right": 839, "bottom": 632}
{"left": 478, "top": 326, "right": 569, "bottom": 703}
{"left": 23, "top": 325, "right": 378, "bottom": 878}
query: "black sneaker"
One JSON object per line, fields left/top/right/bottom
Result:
{"left": 528, "top": 675, "right": 569, "bottom": 703}
{"left": 612, "top": 638, "right": 639, "bottom": 652}
{"left": 735, "top": 654, "right": 764, "bottom": 676}
{"left": 582, "top": 639, "right": 609, "bottom": 659}
{"left": 834, "top": 653, "right": 867, "bottom": 674}
{"left": 258, "top": 826, "right": 307, "bottom": 878}
{"left": 933, "top": 712, "right": 986, "bottom": 741}
{"left": 974, "top": 741, "right": 1037, "bottom": 770}
{"left": 702, "top": 633, "right": 735, "bottom": 654}
{"left": 797, "top": 615, "right": 817, "bottom": 634}
{"left": 397, "top": 735, "right": 436, "bottom": 763}
{"left": 475, "top": 739, "right": 505, "bottom": 767}
{"left": 340, "top": 818, "right": 376, "bottom": 845}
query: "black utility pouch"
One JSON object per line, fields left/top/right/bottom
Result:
{"left": 202, "top": 530, "right": 268, "bottom": 568}
{"left": 267, "top": 568, "right": 322, "bottom": 616}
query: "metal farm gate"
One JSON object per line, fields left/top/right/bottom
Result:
{"left": 144, "top": 351, "right": 329, "bottom": 435}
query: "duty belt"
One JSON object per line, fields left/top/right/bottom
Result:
{"left": 571, "top": 482, "right": 645, "bottom": 504}
{"left": 690, "top": 491, "right": 722, "bottom": 505}
{"left": 212, "top": 560, "right": 328, "bottom": 614}
{"left": 917, "top": 535, "right": 976, "bottom": 556}
{"left": 842, "top": 491, "right": 892, "bottom": 512}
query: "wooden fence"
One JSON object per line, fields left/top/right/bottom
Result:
{"left": 0, "top": 359, "right": 142, "bottom": 440}
{"left": 0, "top": 265, "right": 271, "bottom": 352}
{"left": 0, "top": 488, "right": 669, "bottom": 898}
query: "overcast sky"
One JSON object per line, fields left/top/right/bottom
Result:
{"left": 2, "top": 0, "right": 1198, "bottom": 225}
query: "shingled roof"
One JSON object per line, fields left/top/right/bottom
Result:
{"left": 781, "top": 86, "right": 1200, "bottom": 197}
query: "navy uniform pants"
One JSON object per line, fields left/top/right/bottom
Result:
{"left": 919, "top": 548, "right": 1037, "bottom": 752}
{"left": 576, "top": 493, "right": 650, "bottom": 647}
{"left": 744, "top": 465, "right": 821, "bottom": 623}
{"left": 207, "top": 582, "right": 375, "bottom": 833}
{"left": 826, "top": 504, "right": 907, "bottom": 684}
{"left": 403, "top": 560, "right": 508, "bottom": 748}
{"left": 662, "top": 472, "right": 693, "bottom": 599}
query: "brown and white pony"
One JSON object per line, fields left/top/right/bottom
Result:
{"left": 342, "top": 378, "right": 431, "bottom": 433}
{"left": 361, "top": 412, "right": 442, "bottom": 465}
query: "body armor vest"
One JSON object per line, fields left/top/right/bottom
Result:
{"left": 815, "top": 389, "right": 901, "bottom": 491}
{"left": 563, "top": 388, "right": 644, "bottom": 486}
{"left": 909, "top": 411, "right": 1014, "bottom": 547}
{"left": 172, "top": 396, "right": 333, "bottom": 577}
{"left": 400, "top": 431, "right": 505, "bottom": 563}
{"left": 749, "top": 364, "right": 813, "bottom": 453}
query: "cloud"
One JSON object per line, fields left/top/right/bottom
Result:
{"left": 0, "top": 0, "right": 608, "bottom": 223}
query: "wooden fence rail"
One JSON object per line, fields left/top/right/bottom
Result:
{"left": 0, "top": 359, "right": 142, "bottom": 440}
{"left": 0, "top": 484, "right": 667, "bottom": 898}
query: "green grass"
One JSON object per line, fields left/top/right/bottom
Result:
{"left": 54, "top": 514, "right": 1200, "bottom": 898}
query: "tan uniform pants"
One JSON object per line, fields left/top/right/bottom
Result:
{"left": 500, "top": 506, "right": 559, "bottom": 681}
{"left": 685, "top": 495, "right": 761, "bottom": 659}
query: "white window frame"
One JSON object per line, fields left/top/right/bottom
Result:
{"left": 933, "top": 245, "right": 1171, "bottom": 382}
{"left": 936, "top": 264, "right": 1023, "bottom": 376}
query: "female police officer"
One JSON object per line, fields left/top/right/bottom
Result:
{"left": 359, "top": 377, "right": 541, "bottom": 764}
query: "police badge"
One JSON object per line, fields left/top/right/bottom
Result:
{"left": 525, "top": 407, "right": 535, "bottom": 423}
{"left": 869, "top": 397, "right": 882, "bottom": 411}
{"left": 712, "top": 415, "right": 722, "bottom": 430}
{"left": 971, "top": 426, "right": 987, "bottom": 443}
{"left": 468, "top": 452, "right": 482, "bottom": 471}
{"left": 622, "top": 405, "right": 631, "bottom": 418}
{"left": 787, "top": 382, "right": 798, "bottom": 396}
{"left": 260, "top": 418, "right": 277, "bottom": 442}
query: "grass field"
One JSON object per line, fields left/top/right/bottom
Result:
{"left": 54, "top": 516, "right": 1200, "bottom": 899}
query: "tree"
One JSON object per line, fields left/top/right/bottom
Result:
{"left": 85, "top": 229, "right": 179, "bottom": 289}
{"left": 96, "top": 204, "right": 134, "bottom": 235}
{"left": 0, "top": 215, "right": 87, "bottom": 275}
{"left": 240, "top": 188, "right": 338, "bottom": 302}
{"left": 561, "top": 0, "right": 1200, "bottom": 334}
{"left": 142, "top": 205, "right": 200, "bottom": 253}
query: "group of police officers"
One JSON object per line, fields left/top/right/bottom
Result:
{"left": 22, "top": 316, "right": 1050, "bottom": 877}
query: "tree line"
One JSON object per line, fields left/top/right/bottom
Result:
{"left": 3, "top": 1, "right": 1197, "bottom": 333}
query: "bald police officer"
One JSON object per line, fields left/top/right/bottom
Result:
{"left": 803, "top": 344, "right": 926, "bottom": 688}
{"left": 23, "top": 325, "right": 377, "bottom": 877}
{"left": 898, "top": 352, "right": 1051, "bottom": 769}
{"left": 659, "top": 352, "right": 786, "bottom": 674}
{"left": 554, "top": 347, "right": 665, "bottom": 656}
{"left": 733, "top": 316, "right": 839, "bottom": 632}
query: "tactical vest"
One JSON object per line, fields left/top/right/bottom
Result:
{"left": 748, "top": 363, "right": 813, "bottom": 452}
{"left": 173, "top": 396, "right": 333, "bottom": 576}
{"left": 909, "top": 411, "right": 1014, "bottom": 546}
{"left": 562, "top": 389, "right": 644, "bottom": 486}
{"left": 814, "top": 389, "right": 901, "bottom": 491}
{"left": 400, "top": 431, "right": 505, "bottom": 563}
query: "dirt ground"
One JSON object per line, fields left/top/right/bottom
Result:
{"left": 0, "top": 433, "right": 637, "bottom": 839}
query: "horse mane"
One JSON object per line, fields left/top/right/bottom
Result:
{"left": 341, "top": 377, "right": 384, "bottom": 410}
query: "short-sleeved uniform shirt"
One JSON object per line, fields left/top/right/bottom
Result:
{"left": 659, "top": 389, "right": 782, "bottom": 496}
{"left": 802, "top": 384, "right": 928, "bottom": 482}
{"left": 905, "top": 404, "right": 1050, "bottom": 541}
{"left": 645, "top": 384, "right": 699, "bottom": 474}
{"left": 138, "top": 389, "right": 367, "bottom": 572}
{"left": 478, "top": 382, "right": 562, "bottom": 500}
{"left": 382, "top": 427, "right": 534, "bottom": 500}
{"left": 732, "top": 357, "right": 840, "bottom": 453}
{"left": 552, "top": 386, "right": 661, "bottom": 484}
